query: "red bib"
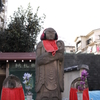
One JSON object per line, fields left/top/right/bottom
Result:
{"left": 43, "top": 40, "right": 58, "bottom": 56}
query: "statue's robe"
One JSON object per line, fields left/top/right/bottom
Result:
{"left": 35, "top": 40, "right": 64, "bottom": 100}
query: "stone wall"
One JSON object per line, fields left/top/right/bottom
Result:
{"left": 64, "top": 53, "right": 100, "bottom": 90}
{"left": 62, "top": 70, "right": 81, "bottom": 99}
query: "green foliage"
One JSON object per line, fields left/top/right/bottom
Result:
{"left": 0, "top": 4, "right": 46, "bottom": 52}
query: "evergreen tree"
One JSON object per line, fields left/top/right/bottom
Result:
{"left": 0, "top": 4, "right": 46, "bottom": 52}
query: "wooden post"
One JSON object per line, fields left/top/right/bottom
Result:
{"left": 6, "top": 63, "right": 9, "bottom": 78}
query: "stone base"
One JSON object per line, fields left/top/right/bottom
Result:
{"left": 26, "top": 95, "right": 33, "bottom": 100}
{"left": 77, "top": 92, "right": 83, "bottom": 100}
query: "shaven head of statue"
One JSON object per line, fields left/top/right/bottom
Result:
{"left": 40, "top": 28, "right": 58, "bottom": 40}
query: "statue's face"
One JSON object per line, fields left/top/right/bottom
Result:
{"left": 44, "top": 28, "right": 57, "bottom": 40}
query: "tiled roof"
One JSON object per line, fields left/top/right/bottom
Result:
{"left": 0, "top": 52, "right": 36, "bottom": 60}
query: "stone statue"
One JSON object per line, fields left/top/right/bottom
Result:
{"left": 3, "top": 74, "right": 22, "bottom": 88}
{"left": 35, "top": 28, "right": 64, "bottom": 100}
{"left": 1, "top": 74, "right": 25, "bottom": 100}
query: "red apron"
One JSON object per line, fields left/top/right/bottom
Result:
{"left": 1, "top": 86, "right": 25, "bottom": 100}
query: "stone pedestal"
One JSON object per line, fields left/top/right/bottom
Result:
{"left": 77, "top": 92, "right": 83, "bottom": 100}
{"left": 26, "top": 95, "right": 33, "bottom": 100}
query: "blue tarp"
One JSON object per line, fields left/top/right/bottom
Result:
{"left": 89, "top": 91, "right": 100, "bottom": 100}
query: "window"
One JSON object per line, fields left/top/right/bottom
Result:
{"left": 86, "top": 39, "right": 91, "bottom": 45}
{"left": 98, "top": 35, "right": 100, "bottom": 40}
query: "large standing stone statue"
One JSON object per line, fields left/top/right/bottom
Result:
{"left": 35, "top": 28, "right": 64, "bottom": 100}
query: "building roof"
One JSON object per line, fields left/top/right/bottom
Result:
{"left": 86, "top": 30, "right": 94, "bottom": 37}
{"left": 0, "top": 52, "right": 36, "bottom": 61}
{"left": 74, "top": 36, "right": 86, "bottom": 42}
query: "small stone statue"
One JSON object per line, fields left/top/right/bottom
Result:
{"left": 3, "top": 74, "right": 22, "bottom": 88}
{"left": 35, "top": 28, "right": 64, "bottom": 100}
{"left": 1, "top": 74, "right": 25, "bottom": 100}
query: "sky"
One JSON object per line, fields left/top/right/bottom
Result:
{"left": 7, "top": 0, "right": 100, "bottom": 46}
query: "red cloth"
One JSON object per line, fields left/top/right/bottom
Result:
{"left": 97, "top": 46, "right": 99, "bottom": 52}
{"left": 83, "top": 88, "right": 89, "bottom": 100}
{"left": 69, "top": 88, "right": 89, "bottom": 100}
{"left": 43, "top": 40, "right": 58, "bottom": 56}
{"left": 69, "top": 88, "right": 78, "bottom": 100}
{"left": 1, "top": 86, "right": 25, "bottom": 100}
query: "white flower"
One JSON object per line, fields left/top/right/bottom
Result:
{"left": 27, "top": 73, "right": 32, "bottom": 79}
{"left": 23, "top": 80, "right": 27, "bottom": 84}
{"left": 23, "top": 73, "right": 32, "bottom": 85}
{"left": 23, "top": 76, "right": 26, "bottom": 80}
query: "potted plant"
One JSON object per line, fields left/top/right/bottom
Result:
{"left": 77, "top": 70, "right": 88, "bottom": 100}
{"left": 23, "top": 73, "right": 33, "bottom": 96}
